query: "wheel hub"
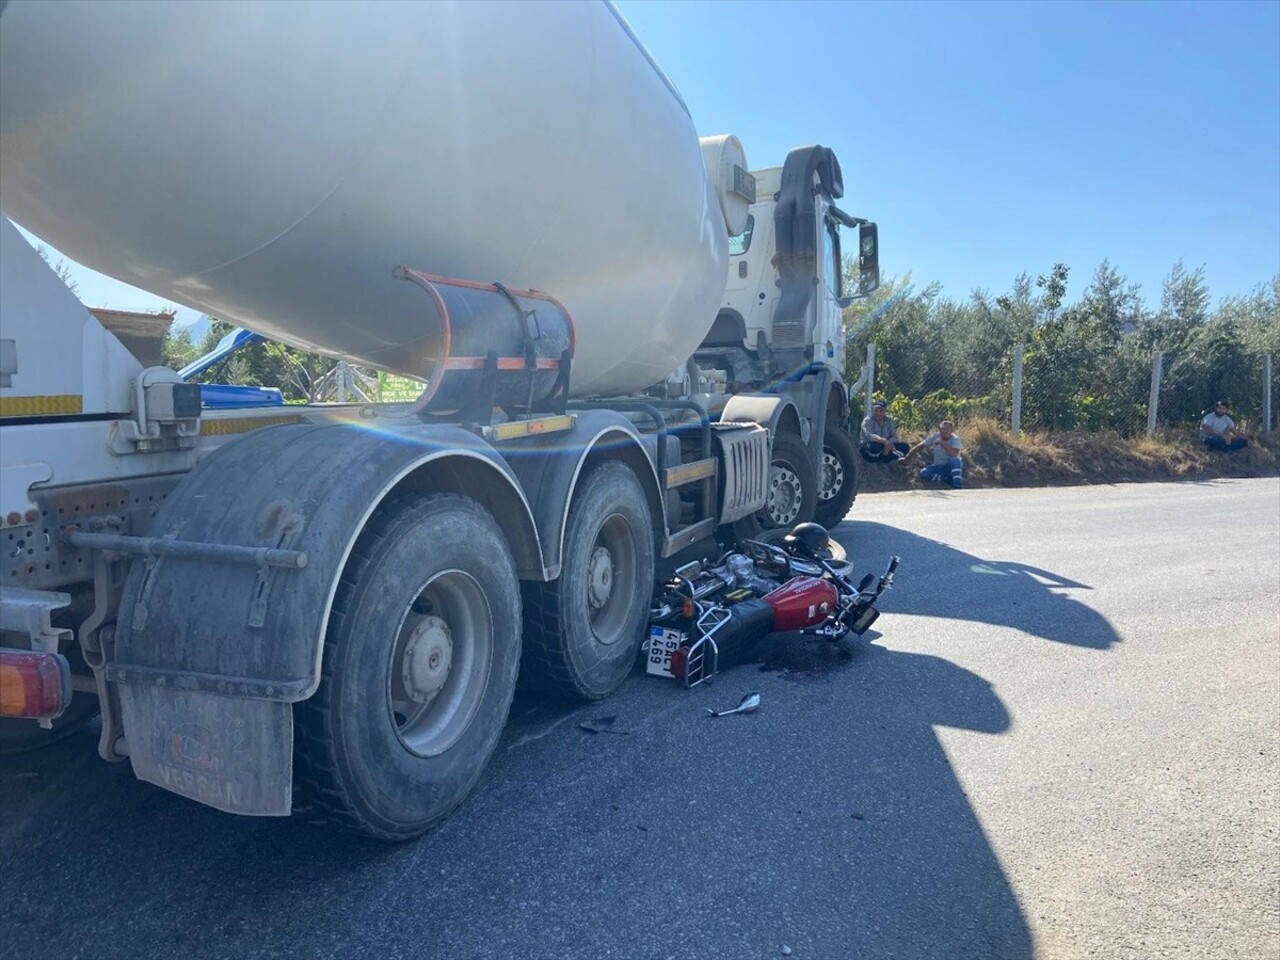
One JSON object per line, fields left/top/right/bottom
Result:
{"left": 819, "top": 451, "right": 844, "bottom": 502}
{"left": 587, "top": 545, "right": 614, "bottom": 610}
{"left": 767, "top": 465, "right": 802, "bottom": 526}
{"left": 401, "top": 615, "right": 453, "bottom": 705}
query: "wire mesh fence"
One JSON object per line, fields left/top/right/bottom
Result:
{"left": 856, "top": 339, "right": 1275, "bottom": 440}
{"left": 851, "top": 327, "right": 1010, "bottom": 436}
{"left": 1019, "top": 336, "right": 1154, "bottom": 436}
{"left": 1156, "top": 349, "right": 1276, "bottom": 436}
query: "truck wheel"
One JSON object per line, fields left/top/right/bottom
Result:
{"left": 292, "top": 493, "right": 521, "bottom": 841}
{"left": 813, "top": 423, "right": 859, "bottom": 528}
{"left": 521, "top": 460, "right": 655, "bottom": 701}
{"left": 734, "top": 431, "right": 817, "bottom": 537}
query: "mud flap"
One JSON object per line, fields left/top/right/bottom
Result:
{"left": 107, "top": 421, "right": 542, "bottom": 818}
{"left": 117, "top": 686, "right": 293, "bottom": 817}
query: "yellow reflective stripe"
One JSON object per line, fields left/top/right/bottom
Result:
{"left": 0, "top": 394, "right": 84, "bottom": 417}
{"left": 487, "top": 414, "right": 576, "bottom": 442}
{"left": 200, "top": 415, "right": 301, "bottom": 436}
{"left": 665, "top": 457, "right": 717, "bottom": 489}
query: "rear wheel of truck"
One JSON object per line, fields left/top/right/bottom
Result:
{"left": 733, "top": 430, "right": 817, "bottom": 538}
{"left": 292, "top": 493, "right": 522, "bottom": 841}
{"left": 521, "top": 460, "right": 655, "bottom": 701}
{"left": 813, "top": 423, "right": 859, "bottom": 529}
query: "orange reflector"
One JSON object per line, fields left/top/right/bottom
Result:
{"left": 0, "top": 650, "right": 72, "bottom": 720}
{"left": 681, "top": 599, "right": 695, "bottom": 618}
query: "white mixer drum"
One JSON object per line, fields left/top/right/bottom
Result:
{"left": 0, "top": 0, "right": 731, "bottom": 397}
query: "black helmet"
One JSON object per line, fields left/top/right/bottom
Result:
{"left": 783, "top": 522, "right": 830, "bottom": 557}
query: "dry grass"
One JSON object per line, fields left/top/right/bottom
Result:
{"left": 857, "top": 417, "right": 1280, "bottom": 492}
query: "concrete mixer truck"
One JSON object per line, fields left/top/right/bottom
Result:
{"left": 0, "top": 0, "right": 882, "bottom": 838}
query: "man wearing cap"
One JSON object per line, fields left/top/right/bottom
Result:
{"left": 1200, "top": 400, "right": 1250, "bottom": 452}
{"left": 860, "top": 401, "right": 910, "bottom": 463}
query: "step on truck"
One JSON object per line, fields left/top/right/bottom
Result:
{"left": 0, "top": 0, "right": 879, "bottom": 839}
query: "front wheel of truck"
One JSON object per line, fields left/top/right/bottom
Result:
{"left": 292, "top": 493, "right": 522, "bottom": 841}
{"left": 813, "top": 423, "right": 859, "bottom": 529}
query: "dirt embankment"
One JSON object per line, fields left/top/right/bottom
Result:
{"left": 856, "top": 418, "right": 1280, "bottom": 491}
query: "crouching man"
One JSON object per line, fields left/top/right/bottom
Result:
{"left": 860, "top": 400, "right": 911, "bottom": 462}
{"left": 901, "top": 420, "right": 964, "bottom": 488}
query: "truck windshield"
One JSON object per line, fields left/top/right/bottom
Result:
{"left": 728, "top": 215, "right": 754, "bottom": 256}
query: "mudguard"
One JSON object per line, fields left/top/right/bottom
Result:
{"left": 501, "top": 409, "right": 666, "bottom": 580}
{"left": 721, "top": 393, "right": 804, "bottom": 443}
{"left": 780, "top": 366, "right": 845, "bottom": 454}
{"left": 722, "top": 370, "right": 845, "bottom": 458}
{"left": 109, "top": 421, "right": 541, "bottom": 816}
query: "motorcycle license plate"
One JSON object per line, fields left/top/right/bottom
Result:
{"left": 645, "top": 627, "right": 686, "bottom": 678}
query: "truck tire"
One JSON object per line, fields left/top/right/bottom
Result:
{"left": 292, "top": 492, "right": 522, "bottom": 841}
{"left": 520, "top": 460, "right": 655, "bottom": 701}
{"left": 733, "top": 431, "right": 818, "bottom": 538}
{"left": 813, "top": 423, "right": 859, "bottom": 528}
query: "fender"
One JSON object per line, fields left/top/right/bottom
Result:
{"left": 789, "top": 365, "right": 848, "bottom": 427}
{"left": 721, "top": 392, "right": 805, "bottom": 445}
{"left": 109, "top": 420, "right": 542, "bottom": 816}
{"left": 727, "top": 389, "right": 824, "bottom": 460}
{"left": 780, "top": 365, "right": 849, "bottom": 454}
{"left": 502, "top": 409, "right": 667, "bottom": 579}
{"left": 724, "top": 368, "right": 850, "bottom": 456}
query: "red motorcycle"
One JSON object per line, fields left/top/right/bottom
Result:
{"left": 647, "top": 523, "right": 899, "bottom": 687}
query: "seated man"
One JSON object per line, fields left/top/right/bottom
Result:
{"left": 1200, "top": 400, "right": 1250, "bottom": 452}
{"left": 860, "top": 400, "right": 910, "bottom": 462}
{"left": 901, "top": 420, "right": 964, "bottom": 488}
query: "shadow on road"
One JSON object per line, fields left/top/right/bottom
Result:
{"left": 839, "top": 519, "right": 1122, "bottom": 650}
{"left": 0, "top": 519, "right": 1117, "bottom": 960}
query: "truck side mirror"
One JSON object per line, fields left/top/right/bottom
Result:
{"left": 857, "top": 222, "right": 880, "bottom": 297}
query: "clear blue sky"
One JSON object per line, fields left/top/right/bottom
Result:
{"left": 20, "top": 0, "right": 1280, "bottom": 322}
{"left": 619, "top": 0, "right": 1280, "bottom": 306}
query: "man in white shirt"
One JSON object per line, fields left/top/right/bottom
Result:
{"left": 1200, "top": 400, "right": 1250, "bottom": 453}
{"left": 901, "top": 420, "right": 964, "bottom": 488}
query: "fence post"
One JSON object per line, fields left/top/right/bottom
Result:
{"left": 1146, "top": 350, "right": 1163, "bottom": 436}
{"left": 864, "top": 342, "right": 876, "bottom": 420}
{"left": 1265, "top": 353, "right": 1274, "bottom": 434}
{"left": 335, "top": 361, "right": 350, "bottom": 403}
{"left": 1011, "top": 344, "right": 1024, "bottom": 438}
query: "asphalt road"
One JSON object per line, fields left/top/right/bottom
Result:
{"left": 3, "top": 478, "right": 1277, "bottom": 960}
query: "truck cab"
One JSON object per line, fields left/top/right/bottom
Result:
{"left": 691, "top": 145, "right": 880, "bottom": 531}
{"left": 703, "top": 145, "right": 879, "bottom": 392}
{"left": 718, "top": 166, "right": 848, "bottom": 373}
{"left": 706, "top": 144, "right": 875, "bottom": 386}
